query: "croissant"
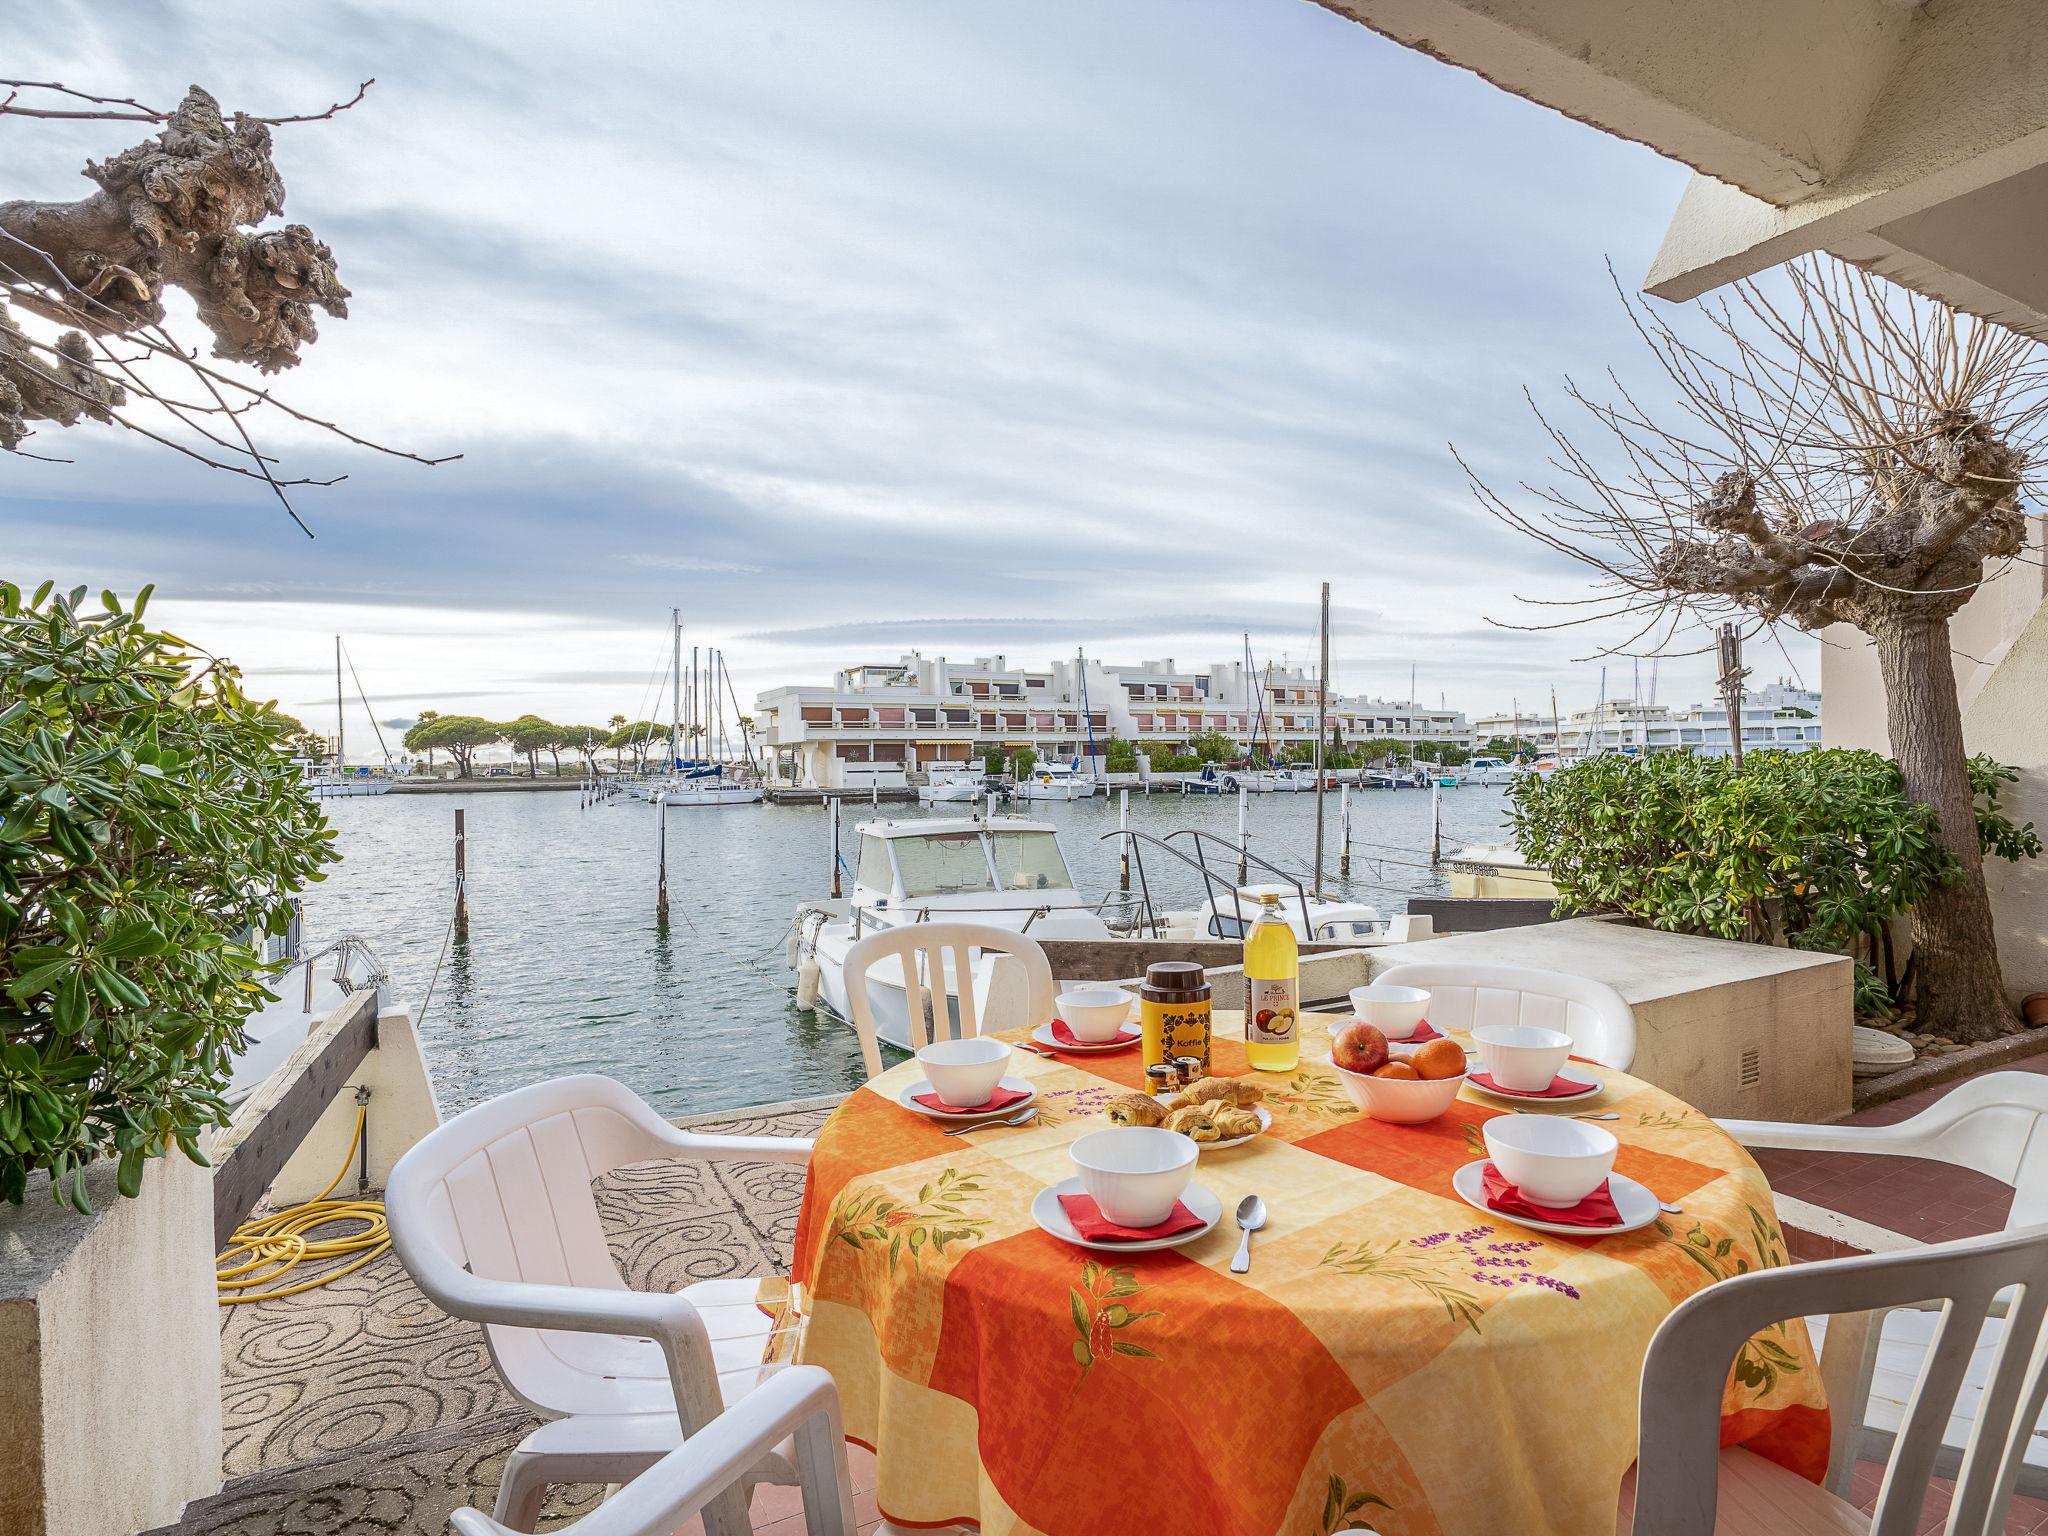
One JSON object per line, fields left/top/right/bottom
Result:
{"left": 1183, "top": 1076, "right": 1263, "bottom": 1108}
{"left": 1210, "top": 1106, "right": 1262, "bottom": 1139}
{"left": 1164, "top": 1105, "right": 1220, "bottom": 1142}
{"left": 1105, "top": 1093, "right": 1167, "bottom": 1128}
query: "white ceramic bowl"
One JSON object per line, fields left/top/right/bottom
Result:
{"left": 1068, "top": 1127, "right": 1198, "bottom": 1226}
{"left": 1327, "top": 1056, "right": 1466, "bottom": 1123}
{"left": 1347, "top": 984, "right": 1431, "bottom": 1038}
{"left": 915, "top": 1037, "right": 1011, "bottom": 1107}
{"left": 1483, "top": 1114, "right": 1616, "bottom": 1207}
{"left": 1471, "top": 1023, "right": 1573, "bottom": 1092}
{"left": 1055, "top": 987, "right": 1135, "bottom": 1043}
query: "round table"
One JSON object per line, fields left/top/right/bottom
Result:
{"left": 790, "top": 1012, "right": 1827, "bottom": 1536}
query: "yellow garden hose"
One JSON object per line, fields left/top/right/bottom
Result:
{"left": 215, "top": 1104, "right": 391, "bottom": 1305}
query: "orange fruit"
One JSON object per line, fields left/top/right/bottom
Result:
{"left": 1372, "top": 1061, "right": 1420, "bottom": 1080}
{"left": 1412, "top": 1038, "right": 1467, "bottom": 1081}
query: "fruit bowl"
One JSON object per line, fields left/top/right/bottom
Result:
{"left": 1328, "top": 1056, "right": 1467, "bottom": 1124}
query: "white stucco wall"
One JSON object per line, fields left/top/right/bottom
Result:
{"left": 1821, "top": 549, "right": 2048, "bottom": 1004}
{"left": 0, "top": 1153, "right": 222, "bottom": 1536}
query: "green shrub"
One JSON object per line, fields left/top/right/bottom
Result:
{"left": 0, "top": 583, "right": 338, "bottom": 1208}
{"left": 1507, "top": 749, "right": 2037, "bottom": 1018}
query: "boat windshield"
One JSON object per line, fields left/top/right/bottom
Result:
{"left": 893, "top": 832, "right": 999, "bottom": 897}
{"left": 989, "top": 831, "right": 1074, "bottom": 891}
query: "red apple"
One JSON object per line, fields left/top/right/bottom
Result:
{"left": 1331, "top": 1022, "right": 1389, "bottom": 1077}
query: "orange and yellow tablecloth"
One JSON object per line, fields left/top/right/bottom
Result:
{"left": 790, "top": 1012, "right": 1827, "bottom": 1536}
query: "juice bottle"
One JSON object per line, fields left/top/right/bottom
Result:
{"left": 1243, "top": 893, "right": 1300, "bottom": 1071}
{"left": 1139, "top": 961, "right": 1211, "bottom": 1075}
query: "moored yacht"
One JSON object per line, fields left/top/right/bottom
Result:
{"left": 1011, "top": 757, "right": 1095, "bottom": 800}
{"left": 790, "top": 816, "right": 1114, "bottom": 1052}
{"left": 917, "top": 763, "right": 987, "bottom": 803}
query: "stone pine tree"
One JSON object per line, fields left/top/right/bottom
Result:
{"left": 0, "top": 79, "right": 454, "bottom": 531}
{"left": 1461, "top": 258, "right": 2042, "bottom": 1041}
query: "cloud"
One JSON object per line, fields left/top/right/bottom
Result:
{"left": 2, "top": 0, "right": 1818, "bottom": 720}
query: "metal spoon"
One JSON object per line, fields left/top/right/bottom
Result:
{"left": 942, "top": 1107, "right": 1038, "bottom": 1136}
{"left": 1659, "top": 1201, "right": 1684, "bottom": 1215}
{"left": 1230, "top": 1194, "right": 1267, "bottom": 1274}
{"left": 1572, "top": 1113, "right": 1620, "bottom": 1121}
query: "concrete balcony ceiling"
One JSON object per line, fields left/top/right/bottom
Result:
{"left": 1320, "top": 0, "right": 2048, "bottom": 339}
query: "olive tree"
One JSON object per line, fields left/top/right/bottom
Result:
{"left": 1462, "top": 259, "right": 2043, "bottom": 1040}
{"left": 0, "top": 582, "right": 338, "bottom": 1207}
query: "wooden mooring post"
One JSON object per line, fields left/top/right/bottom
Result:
{"left": 1339, "top": 783, "right": 1351, "bottom": 878}
{"left": 829, "top": 795, "right": 843, "bottom": 899}
{"left": 656, "top": 799, "right": 671, "bottom": 926}
{"left": 1236, "top": 784, "right": 1249, "bottom": 883}
{"left": 1118, "top": 788, "right": 1130, "bottom": 893}
{"left": 453, "top": 809, "right": 470, "bottom": 942}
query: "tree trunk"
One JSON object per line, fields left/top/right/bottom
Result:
{"left": 1873, "top": 617, "right": 2014, "bottom": 1040}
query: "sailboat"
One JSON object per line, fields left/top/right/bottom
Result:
{"left": 648, "top": 609, "right": 764, "bottom": 808}
{"left": 305, "top": 637, "right": 399, "bottom": 797}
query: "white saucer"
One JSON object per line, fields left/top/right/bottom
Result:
{"left": 1195, "top": 1104, "right": 1271, "bottom": 1152}
{"left": 1449, "top": 1160, "right": 1661, "bottom": 1236}
{"left": 1030, "top": 1177, "right": 1224, "bottom": 1252}
{"left": 1463, "top": 1064, "right": 1604, "bottom": 1104}
{"left": 1031, "top": 1021, "right": 1140, "bottom": 1054}
{"left": 898, "top": 1076, "right": 1039, "bottom": 1120}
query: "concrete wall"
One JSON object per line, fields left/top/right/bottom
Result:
{"left": 1821, "top": 543, "right": 2048, "bottom": 1005}
{"left": 1365, "top": 918, "right": 1853, "bottom": 1122}
{"left": 0, "top": 1154, "right": 221, "bottom": 1536}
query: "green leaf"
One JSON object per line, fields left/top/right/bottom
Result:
{"left": 116, "top": 1145, "right": 145, "bottom": 1198}
{"left": 1108, "top": 1340, "right": 1157, "bottom": 1358}
{"left": 1069, "top": 1288, "right": 1091, "bottom": 1338}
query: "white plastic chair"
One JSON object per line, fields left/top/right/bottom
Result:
{"left": 386, "top": 1075, "right": 814, "bottom": 1535}
{"left": 1372, "top": 961, "right": 1637, "bottom": 1070}
{"left": 844, "top": 921, "right": 1054, "bottom": 1078}
{"left": 450, "top": 1364, "right": 856, "bottom": 1536}
{"left": 1725, "top": 1072, "right": 2048, "bottom": 1495}
{"left": 1622, "top": 1222, "right": 2048, "bottom": 1536}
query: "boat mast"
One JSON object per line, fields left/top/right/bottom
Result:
{"left": 1313, "top": 582, "right": 1329, "bottom": 900}
{"left": 334, "top": 636, "right": 344, "bottom": 768}
{"left": 670, "top": 607, "right": 681, "bottom": 771}
{"left": 1077, "top": 648, "right": 1095, "bottom": 772}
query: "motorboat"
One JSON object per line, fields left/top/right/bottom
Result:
{"left": 1440, "top": 840, "right": 1559, "bottom": 900}
{"left": 1012, "top": 757, "right": 1095, "bottom": 801}
{"left": 1176, "top": 764, "right": 1226, "bottom": 794}
{"left": 1186, "top": 882, "right": 1387, "bottom": 942}
{"left": 1222, "top": 766, "right": 1315, "bottom": 793}
{"left": 917, "top": 764, "right": 987, "bottom": 803}
{"left": 789, "top": 816, "right": 1115, "bottom": 1052}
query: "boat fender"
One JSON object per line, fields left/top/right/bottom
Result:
{"left": 796, "top": 958, "right": 821, "bottom": 1010}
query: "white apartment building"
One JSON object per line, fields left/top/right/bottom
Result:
{"left": 1472, "top": 682, "right": 1823, "bottom": 761}
{"left": 755, "top": 653, "right": 1471, "bottom": 788}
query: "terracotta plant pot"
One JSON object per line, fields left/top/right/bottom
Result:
{"left": 2025, "top": 993, "right": 2048, "bottom": 1030}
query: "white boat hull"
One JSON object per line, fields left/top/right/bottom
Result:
{"left": 657, "top": 785, "right": 764, "bottom": 806}
{"left": 1012, "top": 781, "right": 1092, "bottom": 800}
{"left": 917, "top": 783, "right": 982, "bottom": 803}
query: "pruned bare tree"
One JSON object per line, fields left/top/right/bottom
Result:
{"left": 0, "top": 78, "right": 456, "bottom": 533}
{"left": 1460, "top": 257, "right": 2044, "bottom": 1041}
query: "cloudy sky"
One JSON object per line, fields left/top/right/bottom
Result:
{"left": 6, "top": 0, "right": 1817, "bottom": 744}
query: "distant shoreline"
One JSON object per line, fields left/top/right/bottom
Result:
{"left": 387, "top": 776, "right": 586, "bottom": 794}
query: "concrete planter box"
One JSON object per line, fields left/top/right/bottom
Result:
{"left": 1367, "top": 917, "right": 1853, "bottom": 1123}
{"left": 0, "top": 1154, "right": 222, "bottom": 1536}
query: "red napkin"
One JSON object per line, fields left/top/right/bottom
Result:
{"left": 1391, "top": 1019, "right": 1444, "bottom": 1044}
{"left": 912, "top": 1082, "right": 1031, "bottom": 1115}
{"left": 1480, "top": 1162, "right": 1620, "bottom": 1226}
{"left": 1050, "top": 1017, "right": 1138, "bottom": 1047}
{"left": 1058, "top": 1192, "right": 1206, "bottom": 1243}
{"left": 1469, "top": 1069, "right": 1584, "bottom": 1098}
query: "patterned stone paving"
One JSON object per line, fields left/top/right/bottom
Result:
{"left": 153, "top": 1103, "right": 830, "bottom": 1536}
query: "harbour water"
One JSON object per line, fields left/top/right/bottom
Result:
{"left": 299, "top": 784, "right": 1515, "bottom": 1118}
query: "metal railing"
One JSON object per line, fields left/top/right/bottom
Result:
{"left": 847, "top": 890, "right": 1150, "bottom": 939}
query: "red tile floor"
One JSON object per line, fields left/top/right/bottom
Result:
{"left": 675, "top": 1058, "right": 2048, "bottom": 1535}
{"left": 1757, "top": 1054, "right": 2048, "bottom": 1534}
